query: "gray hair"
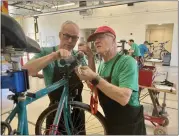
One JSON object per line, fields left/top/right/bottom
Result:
{"left": 60, "top": 20, "right": 79, "bottom": 32}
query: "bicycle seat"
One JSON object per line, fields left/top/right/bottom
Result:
{"left": 1, "top": 13, "right": 41, "bottom": 53}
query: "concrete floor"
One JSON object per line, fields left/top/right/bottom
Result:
{"left": 1, "top": 62, "right": 178, "bottom": 135}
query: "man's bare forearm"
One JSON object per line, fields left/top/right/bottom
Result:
{"left": 96, "top": 77, "right": 132, "bottom": 106}
{"left": 22, "top": 53, "right": 55, "bottom": 76}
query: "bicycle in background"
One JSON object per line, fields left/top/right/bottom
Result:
{"left": 144, "top": 40, "right": 170, "bottom": 60}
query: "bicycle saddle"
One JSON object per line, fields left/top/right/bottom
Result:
{"left": 1, "top": 13, "right": 41, "bottom": 53}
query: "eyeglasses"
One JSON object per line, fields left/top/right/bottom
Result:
{"left": 61, "top": 32, "right": 79, "bottom": 41}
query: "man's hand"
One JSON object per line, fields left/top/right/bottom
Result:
{"left": 78, "top": 43, "right": 96, "bottom": 72}
{"left": 75, "top": 66, "right": 97, "bottom": 81}
{"left": 78, "top": 43, "right": 93, "bottom": 58}
{"left": 52, "top": 49, "right": 71, "bottom": 60}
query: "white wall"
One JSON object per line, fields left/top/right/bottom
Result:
{"left": 23, "top": 1, "right": 178, "bottom": 66}
{"left": 170, "top": 22, "right": 178, "bottom": 66}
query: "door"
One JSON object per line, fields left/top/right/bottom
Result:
{"left": 149, "top": 29, "right": 165, "bottom": 43}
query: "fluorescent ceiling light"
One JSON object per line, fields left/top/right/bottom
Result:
{"left": 103, "top": 1, "right": 117, "bottom": 3}
{"left": 51, "top": 3, "right": 75, "bottom": 9}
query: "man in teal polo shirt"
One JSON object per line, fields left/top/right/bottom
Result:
{"left": 23, "top": 20, "right": 95, "bottom": 134}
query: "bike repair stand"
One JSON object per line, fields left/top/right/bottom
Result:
{"left": 1, "top": 35, "right": 35, "bottom": 135}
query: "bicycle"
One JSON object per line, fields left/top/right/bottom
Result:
{"left": 1, "top": 13, "right": 107, "bottom": 135}
{"left": 144, "top": 41, "right": 170, "bottom": 60}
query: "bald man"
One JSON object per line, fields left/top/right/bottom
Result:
{"left": 23, "top": 21, "right": 95, "bottom": 134}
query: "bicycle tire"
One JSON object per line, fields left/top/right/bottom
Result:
{"left": 1, "top": 122, "right": 12, "bottom": 135}
{"left": 35, "top": 101, "right": 108, "bottom": 135}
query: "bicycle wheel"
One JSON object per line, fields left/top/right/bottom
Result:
{"left": 35, "top": 101, "right": 107, "bottom": 135}
{"left": 1, "top": 122, "right": 12, "bottom": 135}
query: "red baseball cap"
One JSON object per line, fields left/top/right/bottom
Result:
{"left": 87, "top": 26, "right": 116, "bottom": 42}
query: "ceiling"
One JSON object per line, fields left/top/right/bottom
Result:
{"left": 7, "top": 0, "right": 121, "bottom": 17}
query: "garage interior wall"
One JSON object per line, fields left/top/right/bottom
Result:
{"left": 22, "top": 1, "right": 178, "bottom": 66}
{"left": 146, "top": 24, "right": 174, "bottom": 52}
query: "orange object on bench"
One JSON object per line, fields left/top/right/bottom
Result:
{"left": 86, "top": 82, "right": 98, "bottom": 115}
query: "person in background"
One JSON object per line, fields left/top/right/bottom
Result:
{"left": 128, "top": 39, "right": 141, "bottom": 59}
{"left": 23, "top": 20, "right": 95, "bottom": 134}
{"left": 139, "top": 41, "right": 149, "bottom": 58}
{"left": 128, "top": 39, "right": 143, "bottom": 68}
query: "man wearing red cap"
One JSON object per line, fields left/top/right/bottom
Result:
{"left": 76, "top": 26, "right": 146, "bottom": 135}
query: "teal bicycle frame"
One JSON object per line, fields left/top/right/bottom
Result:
{"left": 4, "top": 75, "right": 73, "bottom": 135}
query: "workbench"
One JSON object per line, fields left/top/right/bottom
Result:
{"left": 145, "top": 59, "right": 163, "bottom": 66}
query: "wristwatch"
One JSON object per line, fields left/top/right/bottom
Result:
{"left": 91, "top": 75, "right": 101, "bottom": 86}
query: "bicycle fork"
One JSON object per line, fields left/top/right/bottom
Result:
{"left": 49, "top": 86, "right": 72, "bottom": 135}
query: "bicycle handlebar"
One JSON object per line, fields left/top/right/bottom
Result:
{"left": 148, "top": 43, "right": 153, "bottom": 45}
{"left": 60, "top": 56, "right": 76, "bottom": 66}
{"left": 159, "top": 40, "right": 170, "bottom": 45}
{"left": 59, "top": 53, "right": 84, "bottom": 66}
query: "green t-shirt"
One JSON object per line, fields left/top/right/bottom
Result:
{"left": 98, "top": 53, "right": 140, "bottom": 107}
{"left": 131, "top": 43, "right": 141, "bottom": 57}
{"left": 30, "top": 46, "right": 86, "bottom": 87}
